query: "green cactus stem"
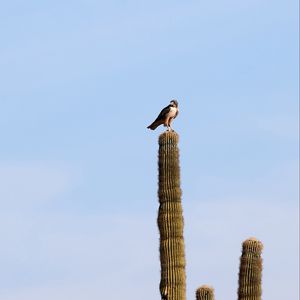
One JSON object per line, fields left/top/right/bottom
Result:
{"left": 157, "top": 131, "right": 186, "bottom": 300}
{"left": 237, "top": 237, "right": 263, "bottom": 300}
{"left": 196, "top": 285, "right": 215, "bottom": 300}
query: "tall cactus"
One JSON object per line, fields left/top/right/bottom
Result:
{"left": 157, "top": 131, "right": 186, "bottom": 300}
{"left": 196, "top": 285, "right": 215, "bottom": 300}
{"left": 237, "top": 237, "right": 263, "bottom": 300}
{"left": 152, "top": 131, "right": 264, "bottom": 300}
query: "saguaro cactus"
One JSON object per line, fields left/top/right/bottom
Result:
{"left": 196, "top": 285, "right": 215, "bottom": 300}
{"left": 237, "top": 237, "right": 263, "bottom": 300}
{"left": 157, "top": 131, "right": 186, "bottom": 300}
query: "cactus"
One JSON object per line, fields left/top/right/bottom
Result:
{"left": 157, "top": 131, "right": 186, "bottom": 300}
{"left": 196, "top": 285, "right": 215, "bottom": 300}
{"left": 152, "top": 132, "right": 264, "bottom": 299}
{"left": 237, "top": 237, "right": 263, "bottom": 300}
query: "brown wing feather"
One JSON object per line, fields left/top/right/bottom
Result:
{"left": 147, "top": 105, "right": 171, "bottom": 130}
{"left": 147, "top": 120, "right": 164, "bottom": 130}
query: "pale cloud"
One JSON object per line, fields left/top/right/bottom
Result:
{"left": 185, "top": 160, "right": 299, "bottom": 208}
{"left": 185, "top": 197, "right": 298, "bottom": 300}
{"left": 254, "top": 114, "right": 299, "bottom": 140}
{"left": 0, "top": 161, "right": 75, "bottom": 210}
{"left": 0, "top": 212, "right": 159, "bottom": 300}
{"left": 0, "top": 199, "right": 298, "bottom": 300}
{"left": 0, "top": 161, "right": 78, "bottom": 289}
{"left": 0, "top": 159, "right": 298, "bottom": 300}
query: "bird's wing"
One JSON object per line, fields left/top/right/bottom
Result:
{"left": 154, "top": 105, "right": 171, "bottom": 121}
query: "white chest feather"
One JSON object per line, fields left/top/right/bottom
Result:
{"left": 167, "top": 106, "right": 177, "bottom": 118}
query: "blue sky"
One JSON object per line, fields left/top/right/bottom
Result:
{"left": 0, "top": 1, "right": 298, "bottom": 299}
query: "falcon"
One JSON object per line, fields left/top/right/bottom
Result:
{"left": 147, "top": 100, "right": 179, "bottom": 131}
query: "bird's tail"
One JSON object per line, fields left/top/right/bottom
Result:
{"left": 147, "top": 120, "right": 161, "bottom": 130}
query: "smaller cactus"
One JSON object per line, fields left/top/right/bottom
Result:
{"left": 237, "top": 237, "right": 263, "bottom": 300}
{"left": 196, "top": 285, "right": 215, "bottom": 300}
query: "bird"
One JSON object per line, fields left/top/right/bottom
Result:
{"left": 147, "top": 100, "right": 179, "bottom": 131}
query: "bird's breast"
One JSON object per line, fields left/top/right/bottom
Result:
{"left": 167, "top": 107, "right": 177, "bottom": 118}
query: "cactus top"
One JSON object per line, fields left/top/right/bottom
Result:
{"left": 159, "top": 131, "right": 179, "bottom": 146}
{"left": 196, "top": 285, "right": 215, "bottom": 300}
{"left": 242, "top": 237, "right": 263, "bottom": 254}
{"left": 196, "top": 285, "right": 215, "bottom": 293}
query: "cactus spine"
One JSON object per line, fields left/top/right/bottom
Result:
{"left": 157, "top": 131, "right": 186, "bottom": 300}
{"left": 237, "top": 237, "right": 263, "bottom": 300}
{"left": 196, "top": 285, "right": 215, "bottom": 300}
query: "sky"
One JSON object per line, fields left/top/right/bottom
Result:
{"left": 0, "top": 1, "right": 299, "bottom": 299}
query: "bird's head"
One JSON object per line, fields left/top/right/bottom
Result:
{"left": 170, "top": 100, "right": 178, "bottom": 107}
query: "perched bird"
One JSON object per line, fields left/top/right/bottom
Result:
{"left": 147, "top": 100, "right": 179, "bottom": 131}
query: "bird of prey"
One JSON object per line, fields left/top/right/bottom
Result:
{"left": 147, "top": 100, "right": 179, "bottom": 131}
